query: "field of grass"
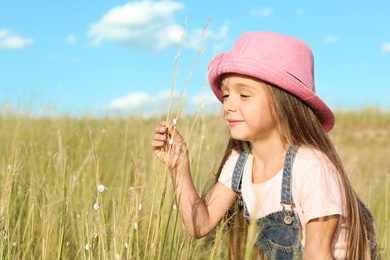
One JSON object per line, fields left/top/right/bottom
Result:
{"left": 0, "top": 108, "right": 388, "bottom": 259}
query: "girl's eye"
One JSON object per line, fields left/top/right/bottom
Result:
{"left": 222, "top": 94, "right": 229, "bottom": 100}
{"left": 240, "top": 94, "right": 250, "bottom": 99}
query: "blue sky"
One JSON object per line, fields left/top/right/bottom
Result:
{"left": 1, "top": 0, "right": 389, "bottom": 117}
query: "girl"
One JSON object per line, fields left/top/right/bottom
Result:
{"left": 151, "top": 32, "right": 379, "bottom": 259}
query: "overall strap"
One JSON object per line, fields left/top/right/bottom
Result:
{"left": 280, "top": 146, "right": 299, "bottom": 206}
{"left": 231, "top": 151, "right": 249, "bottom": 193}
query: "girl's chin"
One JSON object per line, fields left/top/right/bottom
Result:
{"left": 229, "top": 132, "right": 249, "bottom": 142}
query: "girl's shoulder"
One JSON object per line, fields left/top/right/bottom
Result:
{"left": 296, "top": 145, "right": 331, "bottom": 164}
{"left": 222, "top": 149, "right": 242, "bottom": 171}
{"left": 227, "top": 149, "right": 241, "bottom": 162}
{"left": 294, "top": 145, "right": 336, "bottom": 176}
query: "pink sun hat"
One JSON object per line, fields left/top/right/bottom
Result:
{"left": 208, "top": 32, "right": 335, "bottom": 132}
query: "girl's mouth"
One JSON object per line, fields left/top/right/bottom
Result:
{"left": 227, "top": 120, "right": 243, "bottom": 127}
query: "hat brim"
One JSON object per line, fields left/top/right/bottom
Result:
{"left": 208, "top": 52, "right": 335, "bottom": 132}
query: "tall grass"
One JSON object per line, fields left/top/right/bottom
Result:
{"left": 0, "top": 108, "right": 388, "bottom": 259}
{"left": 0, "top": 111, "right": 223, "bottom": 259}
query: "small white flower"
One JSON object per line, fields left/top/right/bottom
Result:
{"left": 7, "top": 165, "right": 12, "bottom": 171}
{"left": 124, "top": 242, "right": 129, "bottom": 248}
{"left": 92, "top": 233, "right": 98, "bottom": 244}
{"left": 151, "top": 243, "right": 155, "bottom": 249}
{"left": 94, "top": 203, "right": 100, "bottom": 210}
{"left": 134, "top": 222, "right": 138, "bottom": 230}
{"left": 129, "top": 186, "right": 134, "bottom": 191}
{"left": 173, "top": 118, "right": 177, "bottom": 126}
{"left": 97, "top": 184, "right": 105, "bottom": 193}
{"left": 172, "top": 204, "right": 177, "bottom": 210}
{"left": 115, "top": 253, "right": 120, "bottom": 260}
{"left": 76, "top": 214, "right": 81, "bottom": 219}
{"left": 138, "top": 204, "right": 143, "bottom": 211}
{"left": 85, "top": 244, "right": 90, "bottom": 251}
{"left": 169, "top": 139, "right": 174, "bottom": 145}
{"left": 66, "top": 242, "right": 71, "bottom": 247}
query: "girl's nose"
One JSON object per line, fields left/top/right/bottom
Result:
{"left": 222, "top": 98, "right": 236, "bottom": 113}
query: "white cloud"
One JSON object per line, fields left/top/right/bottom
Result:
{"left": 107, "top": 92, "right": 151, "bottom": 109}
{"left": 323, "top": 35, "right": 337, "bottom": 45}
{"left": 66, "top": 34, "right": 77, "bottom": 45}
{"left": 103, "top": 90, "right": 221, "bottom": 116}
{"left": 382, "top": 43, "right": 390, "bottom": 53}
{"left": 158, "top": 89, "right": 177, "bottom": 99}
{"left": 104, "top": 90, "right": 180, "bottom": 116}
{"left": 87, "top": 1, "right": 184, "bottom": 51}
{"left": 87, "top": 1, "right": 227, "bottom": 52}
{"left": 0, "top": 30, "right": 33, "bottom": 49}
{"left": 250, "top": 8, "right": 272, "bottom": 17}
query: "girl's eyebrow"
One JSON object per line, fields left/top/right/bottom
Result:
{"left": 221, "top": 83, "right": 257, "bottom": 91}
{"left": 236, "top": 83, "right": 257, "bottom": 90}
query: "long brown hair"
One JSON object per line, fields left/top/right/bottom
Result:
{"left": 216, "top": 82, "right": 380, "bottom": 259}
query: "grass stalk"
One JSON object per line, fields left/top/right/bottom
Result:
{"left": 56, "top": 122, "right": 69, "bottom": 260}
{"left": 87, "top": 124, "right": 108, "bottom": 259}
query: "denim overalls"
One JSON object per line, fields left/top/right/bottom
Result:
{"left": 231, "top": 146, "right": 303, "bottom": 259}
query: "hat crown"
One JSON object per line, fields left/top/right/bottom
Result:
{"left": 231, "top": 32, "right": 315, "bottom": 92}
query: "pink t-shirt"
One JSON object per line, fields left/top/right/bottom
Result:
{"left": 218, "top": 146, "right": 347, "bottom": 259}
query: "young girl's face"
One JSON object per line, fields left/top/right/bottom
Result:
{"left": 220, "top": 73, "right": 277, "bottom": 143}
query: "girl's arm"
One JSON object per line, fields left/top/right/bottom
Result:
{"left": 151, "top": 121, "right": 237, "bottom": 238}
{"left": 304, "top": 215, "right": 339, "bottom": 259}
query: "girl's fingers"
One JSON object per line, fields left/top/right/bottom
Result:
{"left": 166, "top": 124, "right": 173, "bottom": 136}
{"left": 155, "top": 126, "right": 167, "bottom": 135}
{"left": 153, "top": 132, "right": 167, "bottom": 142}
{"left": 151, "top": 137, "right": 165, "bottom": 146}
{"left": 155, "top": 120, "right": 180, "bottom": 136}
{"left": 151, "top": 134, "right": 168, "bottom": 151}
{"left": 154, "top": 120, "right": 169, "bottom": 134}
{"left": 167, "top": 124, "right": 183, "bottom": 142}
{"left": 152, "top": 119, "right": 184, "bottom": 148}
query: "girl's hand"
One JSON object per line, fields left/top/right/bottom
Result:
{"left": 151, "top": 120, "right": 187, "bottom": 170}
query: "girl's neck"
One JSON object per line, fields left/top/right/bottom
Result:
{"left": 250, "top": 136, "right": 286, "bottom": 184}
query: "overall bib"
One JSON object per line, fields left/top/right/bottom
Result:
{"left": 231, "top": 146, "right": 304, "bottom": 259}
